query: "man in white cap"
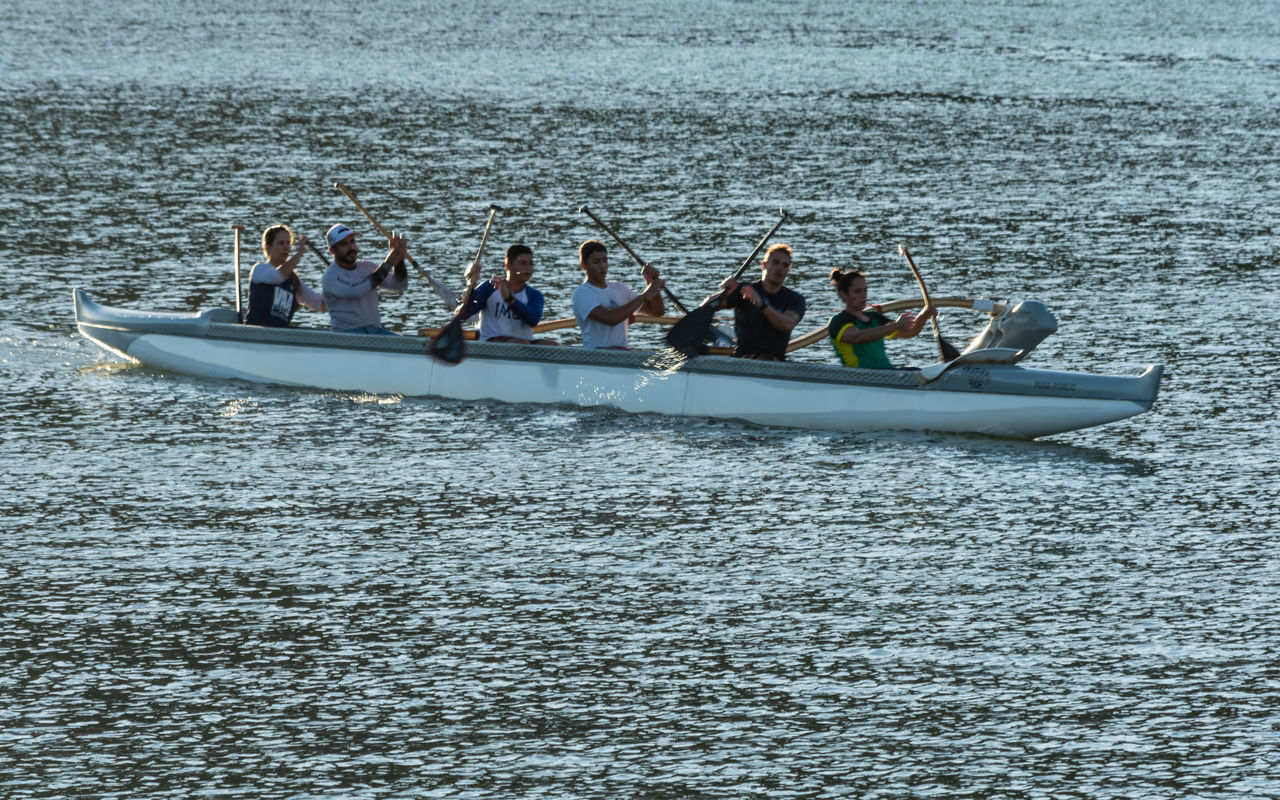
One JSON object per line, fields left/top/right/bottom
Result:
{"left": 320, "top": 223, "right": 409, "bottom": 334}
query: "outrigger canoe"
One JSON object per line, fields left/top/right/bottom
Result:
{"left": 73, "top": 289, "right": 1161, "bottom": 439}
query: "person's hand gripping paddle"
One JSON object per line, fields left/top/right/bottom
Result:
{"left": 429, "top": 204, "right": 502, "bottom": 364}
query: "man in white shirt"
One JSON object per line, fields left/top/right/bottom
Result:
{"left": 570, "top": 239, "right": 665, "bottom": 349}
{"left": 320, "top": 223, "right": 409, "bottom": 334}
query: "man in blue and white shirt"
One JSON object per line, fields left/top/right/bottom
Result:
{"left": 458, "top": 244, "right": 548, "bottom": 343}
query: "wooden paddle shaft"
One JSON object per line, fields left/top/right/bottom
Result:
{"left": 578, "top": 205, "right": 689, "bottom": 315}
{"left": 333, "top": 181, "right": 458, "bottom": 311}
{"left": 304, "top": 237, "right": 331, "bottom": 269}
{"left": 455, "top": 204, "right": 502, "bottom": 315}
{"left": 473, "top": 204, "right": 501, "bottom": 265}
{"left": 230, "top": 224, "right": 245, "bottom": 316}
{"left": 334, "top": 182, "right": 394, "bottom": 241}
{"left": 899, "top": 244, "right": 935, "bottom": 308}
{"left": 579, "top": 206, "right": 646, "bottom": 266}
{"left": 899, "top": 243, "right": 949, "bottom": 360}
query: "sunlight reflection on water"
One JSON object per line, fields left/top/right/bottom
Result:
{"left": 3, "top": 0, "right": 1279, "bottom": 797}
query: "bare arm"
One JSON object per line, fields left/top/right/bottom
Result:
{"left": 639, "top": 288, "right": 665, "bottom": 316}
{"left": 588, "top": 290, "right": 652, "bottom": 325}
{"left": 274, "top": 234, "right": 310, "bottom": 279}
{"left": 839, "top": 310, "right": 933, "bottom": 344}
{"left": 743, "top": 284, "right": 800, "bottom": 334}
{"left": 761, "top": 303, "right": 801, "bottom": 334}
{"left": 588, "top": 269, "right": 665, "bottom": 324}
{"left": 371, "top": 234, "right": 409, "bottom": 289}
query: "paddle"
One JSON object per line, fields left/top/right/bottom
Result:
{"left": 230, "top": 224, "right": 245, "bottom": 319}
{"left": 665, "top": 208, "right": 793, "bottom": 357}
{"left": 304, "top": 236, "right": 332, "bottom": 269}
{"left": 898, "top": 243, "right": 962, "bottom": 362}
{"left": 429, "top": 204, "right": 502, "bottom": 364}
{"left": 578, "top": 205, "right": 735, "bottom": 348}
{"left": 332, "top": 182, "right": 460, "bottom": 312}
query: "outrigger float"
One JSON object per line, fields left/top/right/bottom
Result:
{"left": 73, "top": 288, "right": 1161, "bottom": 439}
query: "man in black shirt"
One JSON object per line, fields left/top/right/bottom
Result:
{"left": 720, "top": 243, "right": 805, "bottom": 360}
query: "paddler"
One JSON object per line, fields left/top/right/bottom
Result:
{"left": 244, "top": 224, "right": 325, "bottom": 327}
{"left": 718, "top": 243, "right": 806, "bottom": 361}
{"left": 320, "top": 223, "right": 409, "bottom": 335}
{"left": 457, "top": 244, "right": 553, "bottom": 344}
{"left": 571, "top": 239, "right": 665, "bottom": 349}
{"left": 827, "top": 268, "right": 936, "bottom": 368}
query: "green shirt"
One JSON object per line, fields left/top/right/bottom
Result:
{"left": 828, "top": 309, "right": 896, "bottom": 369}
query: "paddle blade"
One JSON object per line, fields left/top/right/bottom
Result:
{"left": 665, "top": 300, "right": 720, "bottom": 357}
{"left": 939, "top": 334, "right": 962, "bottom": 362}
{"left": 429, "top": 316, "right": 467, "bottom": 364}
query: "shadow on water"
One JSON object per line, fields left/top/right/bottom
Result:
{"left": 420, "top": 390, "right": 1156, "bottom": 471}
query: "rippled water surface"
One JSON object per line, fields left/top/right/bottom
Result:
{"left": 2, "top": 0, "right": 1278, "bottom": 797}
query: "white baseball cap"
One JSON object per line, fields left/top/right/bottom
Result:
{"left": 326, "top": 224, "right": 357, "bottom": 247}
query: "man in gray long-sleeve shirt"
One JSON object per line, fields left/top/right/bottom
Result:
{"left": 320, "top": 223, "right": 409, "bottom": 334}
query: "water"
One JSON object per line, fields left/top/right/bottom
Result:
{"left": 3, "top": 0, "right": 1279, "bottom": 797}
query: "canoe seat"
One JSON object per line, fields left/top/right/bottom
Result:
{"left": 207, "top": 308, "right": 241, "bottom": 324}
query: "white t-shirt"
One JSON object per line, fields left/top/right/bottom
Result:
{"left": 572, "top": 281, "right": 637, "bottom": 349}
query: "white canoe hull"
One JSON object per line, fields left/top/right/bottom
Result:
{"left": 74, "top": 290, "right": 1161, "bottom": 439}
